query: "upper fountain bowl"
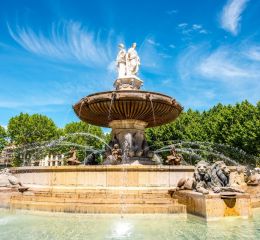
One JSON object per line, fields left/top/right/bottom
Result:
{"left": 73, "top": 90, "right": 183, "bottom": 128}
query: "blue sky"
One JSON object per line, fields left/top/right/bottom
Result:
{"left": 0, "top": 0, "right": 260, "bottom": 128}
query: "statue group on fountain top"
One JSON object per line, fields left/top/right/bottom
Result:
{"left": 116, "top": 43, "right": 140, "bottom": 78}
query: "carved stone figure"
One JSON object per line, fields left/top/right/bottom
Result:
{"left": 67, "top": 148, "right": 81, "bottom": 165}
{"left": 126, "top": 43, "right": 140, "bottom": 76}
{"left": 116, "top": 43, "right": 127, "bottom": 78}
{"left": 193, "top": 161, "right": 212, "bottom": 194}
{"left": 104, "top": 144, "right": 122, "bottom": 165}
{"left": 111, "top": 144, "right": 122, "bottom": 163}
{"left": 165, "top": 147, "right": 183, "bottom": 165}
{"left": 0, "top": 168, "right": 28, "bottom": 192}
{"left": 107, "top": 129, "right": 151, "bottom": 159}
{"left": 177, "top": 161, "right": 211, "bottom": 194}
{"left": 114, "top": 43, "right": 143, "bottom": 90}
{"left": 230, "top": 166, "right": 247, "bottom": 189}
{"left": 84, "top": 152, "right": 99, "bottom": 165}
{"left": 246, "top": 168, "right": 260, "bottom": 186}
{"left": 210, "top": 161, "right": 244, "bottom": 193}
{"left": 176, "top": 161, "right": 245, "bottom": 195}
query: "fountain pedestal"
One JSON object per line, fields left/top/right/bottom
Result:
{"left": 109, "top": 120, "right": 149, "bottom": 157}
{"left": 113, "top": 77, "right": 143, "bottom": 90}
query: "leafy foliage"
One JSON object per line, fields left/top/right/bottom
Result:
{"left": 146, "top": 101, "right": 260, "bottom": 166}
{"left": 61, "top": 121, "right": 105, "bottom": 162}
{"left": 0, "top": 125, "right": 7, "bottom": 153}
{"left": 8, "top": 113, "right": 59, "bottom": 145}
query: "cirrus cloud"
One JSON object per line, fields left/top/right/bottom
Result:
{"left": 7, "top": 21, "right": 119, "bottom": 69}
{"left": 220, "top": 0, "right": 249, "bottom": 35}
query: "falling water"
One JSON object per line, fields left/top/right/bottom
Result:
{"left": 119, "top": 134, "right": 132, "bottom": 216}
{"left": 12, "top": 132, "right": 111, "bottom": 166}
{"left": 78, "top": 101, "right": 85, "bottom": 117}
{"left": 152, "top": 140, "right": 258, "bottom": 167}
{"left": 108, "top": 92, "right": 116, "bottom": 121}
{"left": 149, "top": 97, "right": 156, "bottom": 126}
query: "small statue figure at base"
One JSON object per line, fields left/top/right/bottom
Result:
{"left": 165, "top": 147, "right": 183, "bottom": 165}
{"left": 245, "top": 168, "right": 260, "bottom": 186}
{"left": 104, "top": 144, "right": 122, "bottom": 165}
{"left": 84, "top": 152, "right": 99, "bottom": 165}
{"left": 67, "top": 148, "right": 81, "bottom": 165}
{"left": 0, "top": 168, "right": 29, "bottom": 192}
{"left": 111, "top": 144, "right": 122, "bottom": 164}
{"left": 229, "top": 166, "right": 247, "bottom": 190}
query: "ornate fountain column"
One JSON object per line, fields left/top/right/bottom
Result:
{"left": 109, "top": 119, "right": 149, "bottom": 158}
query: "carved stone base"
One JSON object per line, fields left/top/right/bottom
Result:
{"left": 113, "top": 76, "right": 143, "bottom": 90}
{"left": 106, "top": 119, "right": 153, "bottom": 161}
{"left": 175, "top": 190, "right": 252, "bottom": 220}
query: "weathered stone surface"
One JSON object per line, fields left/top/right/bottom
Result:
{"left": 73, "top": 90, "right": 182, "bottom": 128}
{"left": 11, "top": 165, "right": 194, "bottom": 187}
{"left": 8, "top": 187, "right": 186, "bottom": 214}
{"left": 175, "top": 190, "right": 252, "bottom": 220}
{"left": 177, "top": 161, "right": 245, "bottom": 195}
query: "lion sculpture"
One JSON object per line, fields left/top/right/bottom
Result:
{"left": 176, "top": 161, "right": 244, "bottom": 195}
{"left": 177, "top": 160, "right": 212, "bottom": 194}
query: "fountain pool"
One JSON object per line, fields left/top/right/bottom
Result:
{"left": 1, "top": 209, "right": 260, "bottom": 240}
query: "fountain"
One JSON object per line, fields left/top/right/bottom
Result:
{"left": 73, "top": 43, "right": 182, "bottom": 164}
{"left": 0, "top": 43, "right": 259, "bottom": 223}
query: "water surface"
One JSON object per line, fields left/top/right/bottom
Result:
{"left": 0, "top": 209, "right": 260, "bottom": 240}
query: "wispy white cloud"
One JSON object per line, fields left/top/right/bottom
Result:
{"left": 166, "top": 9, "right": 178, "bottom": 15}
{"left": 192, "top": 24, "right": 202, "bottom": 30}
{"left": 147, "top": 38, "right": 160, "bottom": 46}
{"left": 7, "top": 21, "right": 119, "bottom": 69}
{"left": 177, "top": 23, "right": 208, "bottom": 35}
{"left": 220, "top": 0, "right": 249, "bottom": 35}
{"left": 138, "top": 38, "right": 166, "bottom": 73}
{"left": 178, "top": 23, "right": 188, "bottom": 28}
{"left": 0, "top": 98, "right": 65, "bottom": 109}
{"left": 176, "top": 42, "right": 260, "bottom": 105}
{"left": 244, "top": 45, "right": 260, "bottom": 61}
{"left": 198, "top": 47, "right": 259, "bottom": 80}
{"left": 178, "top": 43, "right": 260, "bottom": 82}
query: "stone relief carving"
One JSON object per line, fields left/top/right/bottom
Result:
{"left": 165, "top": 147, "right": 183, "bottom": 165}
{"left": 0, "top": 168, "right": 28, "bottom": 192}
{"left": 104, "top": 144, "right": 122, "bottom": 165}
{"left": 176, "top": 161, "right": 245, "bottom": 195}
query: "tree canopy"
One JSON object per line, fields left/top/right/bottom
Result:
{"left": 0, "top": 125, "right": 7, "bottom": 153}
{"left": 63, "top": 121, "right": 104, "bottom": 149}
{"left": 145, "top": 101, "right": 260, "bottom": 165}
{"left": 2, "top": 100, "right": 259, "bottom": 166}
{"left": 8, "top": 113, "right": 59, "bottom": 145}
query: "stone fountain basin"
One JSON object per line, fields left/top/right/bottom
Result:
{"left": 73, "top": 90, "right": 183, "bottom": 128}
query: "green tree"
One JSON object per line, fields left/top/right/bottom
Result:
{"left": 62, "top": 121, "right": 105, "bottom": 162}
{"left": 8, "top": 113, "right": 59, "bottom": 145}
{"left": 0, "top": 125, "right": 7, "bottom": 153}
{"left": 202, "top": 101, "right": 260, "bottom": 156}
{"left": 145, "top": 101, "right": 260, "bottom": 165}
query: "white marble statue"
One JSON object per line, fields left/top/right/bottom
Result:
{"left": 126, "top": 43, "right": 140, "bottom": 76}
{"left": 116, "top": 43, "right": 127, "bottom": 78}
{"left": 116, "top": 43, "right": 140, "bottom": 78}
